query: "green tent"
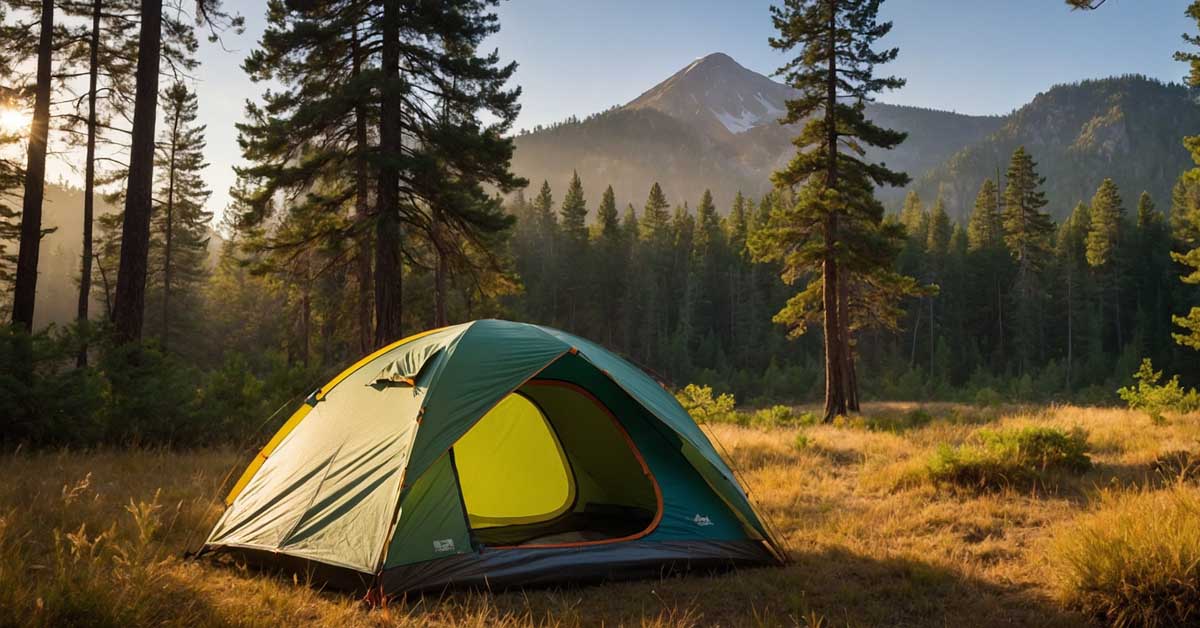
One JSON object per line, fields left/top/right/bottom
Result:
{"left": 203, "top": 320, "right": 784, "bottom": 593}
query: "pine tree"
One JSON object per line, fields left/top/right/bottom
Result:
{"left": 558, "top": 171, "right": 588, "bottom": 328}
{"left": 592, "top": 185, "right": 625, "bottom": 343}
{"left": 638, "top": 183, "right": 672, "bottom": 363}
{"left": 757, "top": 0, "right": 911, "bottom": 420}
{"left": 1172, "top": 1, "right": 1200, "bottom": 350}
{"left": 10, "top": 0, "right": 54, "bottom": 332}
{"left": 530, "top": 181, "right": 558, "bottom": 322}
{"left": 1056, "top": 201, "right": 1091, "bottom": 389}
{"left": 618, "top": 202, "right": 640, "bottom": 353}
{"left": 900, "top": 190, "right": 925, "bottom": 235}
{"left": 1133, "top": 192, "right": 1173, "bottom": 361}
{"left": 924, "top": 197, "right": 951, "bottom": 373}
{"left": 727, "top": 191, "right": 749, "bottom": 257}
{"left": 640, "top": 183, "right": 670, "bottom": 242}
{"left": 560, "top": 171, "right": 588, "bottom": 244}
{"left": 146, "top": 82, "right": 212, "bottom": 353}
{"left": 690, "top": 189, "right": 725, "bottom": 348}
{"left": 59, "top": 0, "right": 139, "bottom": 364}
{"left": 967, "top": 179, "right": 1003, "bottom": 252}
{"left": 1085, "top": 177, "right": 1125, "bottom": 349}
{"left": 1001, "top": 146, "right": 1054, "bottom": 372}
{"left": 111, "top": 0, "right": 238, "bottom": 344}
{"left": 239, "top": 0, "right": 520, "bottom": 348}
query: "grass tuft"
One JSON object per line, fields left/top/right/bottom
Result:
{"left": 1049, "top": 485, "right": 1200, "bottom": 628}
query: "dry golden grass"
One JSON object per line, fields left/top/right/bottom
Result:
{"left": 0, "top": 403, "right": 1197, "bottom": 627}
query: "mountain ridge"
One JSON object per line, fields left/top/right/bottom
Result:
{"left": 511, "top": 51, "right": 1005, "bottom": 212}
{"left": 510, "top": 53, "right": 1195, "bottom": 223}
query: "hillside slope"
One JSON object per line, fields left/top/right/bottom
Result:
{"left": 913, "top": 75, "right": 1200, "bottom": 221}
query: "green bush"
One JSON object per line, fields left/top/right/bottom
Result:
{"left": 0, "top": 325, "right": 106, "bottom": 445}
{"left": 0, "top": 324, "right": 317, "bottom": 448}
{"left": 747, "top": 405, "right": 819, "bottom": 429}
{"left": 1118, "top": 358, "right": 1200, "bottom": 423}
{"left": 675, "top": 384, "right": 738, "bottom": 425}
{"left": 973, "top": 387, "right": 1003, "bottom": 407}
{"left": 1049, "top": 486, "right": 1200, "bottom": 628}
{"left": 927, "top": 426, "right": 1092, "bottom": 489}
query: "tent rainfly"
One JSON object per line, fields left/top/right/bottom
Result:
{"left": 202, "top": 320, "right": 785, "bottom": 593}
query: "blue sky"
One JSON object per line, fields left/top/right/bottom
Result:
{"left": 180, "top": 0, "right": 1192, "bottom": 215}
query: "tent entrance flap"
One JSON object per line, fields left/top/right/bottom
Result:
{"left": 452, "top": 380, "right": 661, "bottom": 548}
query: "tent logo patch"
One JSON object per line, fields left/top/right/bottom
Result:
{"left": 693, "top": 514, "right": 713, "bottom": 527}
{"left": 433, "top": 538, "right": 456, "bottom": 553}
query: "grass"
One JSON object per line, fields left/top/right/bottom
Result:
{"left": 0, "top": 403, "right": 1197, "bottom": 626}
{"left": 1048, "top": 485, "right": 1200, "bottom": 627}
{"left": 926, "top": 426, "right": 1092, "bottom": 490}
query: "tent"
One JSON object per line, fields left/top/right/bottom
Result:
{"left": 202, "top": 319, "right": 785, "bottom": 593}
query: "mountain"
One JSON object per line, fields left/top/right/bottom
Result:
{"left": 510, "top": 52, "right": 1004, "bottom": 211}
{"left": 912, "top": 75, "right": 1200, "bottom": 221}
{"left": 623, "top": 52, "right": 792, "bottom": 139}
{"left": 510, "top": 54, "right": 1200, "bottom": 224}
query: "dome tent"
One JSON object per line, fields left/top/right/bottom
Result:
{"left": 203, "top": 320, "right": 784, "bottom": 593}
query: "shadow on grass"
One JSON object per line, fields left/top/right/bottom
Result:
{"left": 383, "top": 546, "right": 1087, "bottom": 627}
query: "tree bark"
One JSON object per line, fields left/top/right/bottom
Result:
{"left": 838, "top": 270, "right": 858, "bottom": 412}
{"left": 112, "top": 0, "right": 163, "bottom": 345}
{"left": 351, "top": 25, "right": 372, "bottom": 355}
{"left": 433, "top": 204, "right": 448, "bottom": 327}
{"left": 11, "top": 0, "right": 55, "bottom": 332}
{"left": 161, "top": 106, "right": 180, "bottom": 352}
{"left": 76, "top": 0, "right": 101, "bottom": 367}
{"left": 373, "top": 0, "right": 403, "bottom": 348}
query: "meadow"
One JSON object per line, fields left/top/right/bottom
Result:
{"left": 0, "top": 402, "right": 1197, "bottom": 627}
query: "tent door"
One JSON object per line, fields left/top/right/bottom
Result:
{"left": 452, "top": 380, "right": 661, "bottom": 548}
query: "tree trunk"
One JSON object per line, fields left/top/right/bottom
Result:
{"left": 372, "top": 0, "right": 403, "bottom": 348}
{"left": 351, "top": 25, "right": 372, "bottom": 355}
{"left": 910, "top": 298, "right": 922, "bottom": 367}
{"left": 11, "top": 0, "right": 55, "bottom": 332}
{"left": 161, "top": 112, "right": 180, "bottom": 352}
{"left": 929, "top": 289, "right": 935, "bottom": 374}
{"left": 838, "top": 270, "right": 858, "bottom": 412}
{"left": 822, "top": 229, "right": 846, "bottom": 422}
{"left": 821, "top": 0, "right": 846, "bottom": 422}
{"left": 433, "top": 205, "right": 448, "bottom": 327}
{"left": 112, "top": 0, "right": 163, "bottom": 345}
{"left": 1065, "top": 267, "right": 1073, "bottom": 391}
{"left": 301, "top": 283, "right": 310, "bottom": 369}
{"left": 1113, "top": 279, "right": 1122, "bottom": 351}
{"left": 76, "top": 0, "right": 101, "bottom": 367}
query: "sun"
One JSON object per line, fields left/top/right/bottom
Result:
{"left": 0, "top": 107, "right": 30, "bottom": 135}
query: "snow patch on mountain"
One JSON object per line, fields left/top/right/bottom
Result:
{"left": 711, "top": 108, "right": 761, "bottom": 133}
{"left": 754, "top": 93, "right": 785, "bottom": 118}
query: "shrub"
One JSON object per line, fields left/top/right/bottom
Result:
{"left": 747, "top": 405, "right": 818, "bottom": 429}
{"left": 1049, "top": 485, "right": 1200, "bottom": 627}
{"left": 750, "top": 405, "right": 791, "bottom": 428}
{"left": 675, "top": 384, "right": 738, "bottom": 425}
{"left": 793, "top": 433, "right": 811, "bottom": 450}
{"left": 973, "top": 387, "right": 1003, "bottom": 407}
{"left": 927, "top": 426, "right": 1092, "bottom": 489}
{"left": 1118, "top": 358, "right": 1200, "bottom": 423}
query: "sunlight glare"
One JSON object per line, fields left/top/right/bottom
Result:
{"left": 0, "top": 107, "right": 30, "bottom": 135}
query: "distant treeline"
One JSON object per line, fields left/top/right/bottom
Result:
{"left": 504, "top": 147, "right": 1200, "bottom": 405}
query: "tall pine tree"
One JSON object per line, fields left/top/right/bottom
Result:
{"left": 756, "top": 0, "right": 911, "bottom": 420}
